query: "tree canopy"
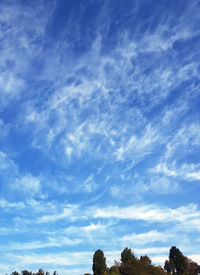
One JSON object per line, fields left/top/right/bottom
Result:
{"left": 169, "top": 246, "right": 186, "bottom": 275}
{"left": 92, "top": 249, "right": 107, "bottom": 275}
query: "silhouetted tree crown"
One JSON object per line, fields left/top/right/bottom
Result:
{"left": 121, "top": 248, "right": 135, "bottom": 264}
{"left": 92, "top": 249, "right": 107, "bottom": 275}
{"left": 169, "top": 246, "right": 186, "bottom": 275}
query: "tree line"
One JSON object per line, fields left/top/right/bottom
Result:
{"left": 8, "top": 246, "right": 200, "bottom": 275}
{"left": 90, "top": 246, "right": 200, "bottom": 275}
{"left": 9, "top": 271, "right": 57, "bottom": 275}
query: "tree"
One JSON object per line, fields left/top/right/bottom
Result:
{"left": 169, "top": 246, "right": 186, "bottom": 275}
{"left": 120, "top": 248, "right": 138, "bottom": 275}
{"left": 121, "top": 248, "right": 135, "bottom": 264}
{"left": 164, "top": 259, "right": 173, "bottom": 274}
{"left": 183, "top": 257, "right": 199, "bottom": 275}
{"left": 139, "top": 255, "right": 153, "bottom": 274}
{"left": 21, "top": 271, "right": 32, "bottom": 275}
{"left": 92, "top": 249, "right": 106, "bottom": 275}
{"left": 152, "top": 265, "right": 166, "bottom": 275}
{"left": 35, "top": 269, "right": 44, "bottom": 275}
{"left": 109, "top": 265, "right": 120, "bottom": 275}
{"left": 140, "top": 255, "right": 151, "bottom": 266}
{"left": 11, "top": 272, "right": 20, "bottom": 275}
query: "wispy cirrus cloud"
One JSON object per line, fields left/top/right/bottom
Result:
{"left": 154, "top": 162, "right": 200, "bottom": 181}
{"left": 92, "top": 203, "right": 200, "bottom": 225}
{"left": 0, "top": 0, "right": 200, "bottom": 274}
{"left": 0, "top": 198, "right": 25, "bottom": 209}
{"left": 12, "top": 174, "right": 41, "bottom": 195}
{"left": 121, "top": 230, "right": 171, "bottom": 245}
{"left": 37, "top": 204, "right": 78, "bottom": 223}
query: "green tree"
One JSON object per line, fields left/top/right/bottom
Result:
{"left": 169, "top": 246, "right": 186, "bottom": 275}
{"left": 120, "top": 248, "right": 138, "bottom": 275}
{"left": 92, "top": 249, "right": 106, "bottom": 275}
{"left": 11, "top": 272, "right": 20, "bottom": 275}
{"left": 139, "top": 255, "right": 153, "bottom": 274}
{"left": 109, "top": 265, "right": 120, "bottom": 275}
{"left": 152, "top": 265, "right": 166, "bottom": 275}
{"left": 21, "top": 271, "right": 32, "bottom": 275}
{"left": 164, "top": 259, "right": 173, "bottom": 274}
{"left": 140, "top": 255, "right": 151, "bottom": 266}
{"left": 121, "top": 248, "right": 135, "bottom": 264}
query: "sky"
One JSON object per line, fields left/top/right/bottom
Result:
{"left": 0, "top": 0, "right": 200, "bottom": 274}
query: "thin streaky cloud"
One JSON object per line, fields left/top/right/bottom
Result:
{"left": 0, "top": 0, "right": 200, "bottom": 273}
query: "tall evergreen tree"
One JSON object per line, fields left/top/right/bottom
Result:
{"left": 92, "top": 249, "right": 106, "bottom": 275}
{"left": 169, "top": 246, "right": 186, "bottom": 275}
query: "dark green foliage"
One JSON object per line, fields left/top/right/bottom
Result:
{"left": 21, "top": 271, "right": 32, "bottom": 275}
{"left": 109, "top": 265, "right": 120, "bottom": 275}
{"left": 169, "top": 246, "right": 186, "bottom": 275}
{"left": 140, "top": 255, "right": 151, "bottom": 266}
{"left": 118, "top": 247, "right": 166, "bottom": 275}
{"left": 120, "top": 248, "right": 139, "bottom": 275}
{"left": 92, "top": 249, "right": 107, "bottom": 275}
{"left": 120, "top": 248, "right": 135, "bottom": 264}
{"left": 164, "top": 259, "right": 173, "bottom": 273}
{"left": 11, "top": 272, "right": 20, "bottom": 275}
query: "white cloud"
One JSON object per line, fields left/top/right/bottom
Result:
{"left": 150, "top": 255, "right": 167, "bottom": 266}
{"left": 26, "top": 199, "right": 57, "bottom": 214}
{"left": 162, "top": 123, "right": 200, "bottom": 162}
{"left": 13, "top": 174, "right": 41, "bottom": 194}
{"left": 82, "top": 222, "right": 107, "bottom": 232}
{"left": 134, "top": 247, "right": 169, "bottom": 255}
{"left": 0, "top": 151, "right": 17, "bottom": 171}
{"left": 83, "top": 174, "right": 97, "bottom": 193}
{"left": 65, "top": 146, "right": 72, "bottom": 158}
{"left": 0, "top": 198, "right": 25, "bottom": 209}
{"left": 3, "top": 237, "right": 82, "bottom": 251}
{"left": 149, "top": 176, "right": 179, "bottom": 194}
{"left": 93, "top": 203, "right": 200, "bottom": 224}
{"left": 121, "top": 230, "right": 171, "bottom": 245}
{"left": 113, "top": 124, "right": 158, "bottom": 162}
{"left": 154, "top": 162, "right": 200, "bottom": 182}
{"left": 8, "top": 251, "right": 92, "bottom": 266}
{"left": 187, "top": 172, "right": 200, "bottom": 181}
{"left": 188, "top": 254, "right": 200, "bottom": 264}
{"left": 37, "top": 204, "right": 77, "bottom": 223}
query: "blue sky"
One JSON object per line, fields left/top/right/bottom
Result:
{"left": 0, "top": 0, "right": 200, "bottom": 274}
